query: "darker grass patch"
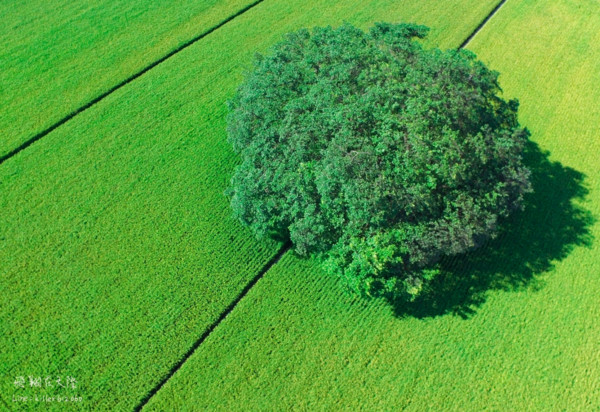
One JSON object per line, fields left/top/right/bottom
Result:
{"left": 391, "top": 140, "right": 596, "bottom": 318}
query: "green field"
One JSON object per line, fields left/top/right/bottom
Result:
{"left": 2, "top": 0, "right": 599, "bottom": 410}
{"left": 145, "top": 0, "right": 600, "bottom": 410}
{"left": 0, "top": 0, "right": 258, "bottom": 157}
{"left": 0, "top": 0, "right": 499, "bottom": 410}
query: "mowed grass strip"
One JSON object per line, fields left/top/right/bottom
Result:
{"left": 0, "top": 0, "right": 501, "bottom": 410}
{"left": 144, "top": 1, "right": 600, "bottom": 410}
{"left": 0, "top": 0, "right": 259, "bottom": 158}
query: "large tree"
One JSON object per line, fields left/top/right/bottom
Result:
{"left": 226, "top": 22, "right": 532, "bottom": 300}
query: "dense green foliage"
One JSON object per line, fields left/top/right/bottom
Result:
{"left": 147, "top": 0, "right": 600, "bottom": 410}
{"left": 228, "top": 22, "right": 531, "bottom": 299}
{"left": 0, "top": 0, "right": 257, "bottom": 157}
{"left": 0, "top": 0, "right": 500, "bottom": 409}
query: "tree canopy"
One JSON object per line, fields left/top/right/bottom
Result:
{"left": 226, "top": 22, "right": 532, "bottom": 300}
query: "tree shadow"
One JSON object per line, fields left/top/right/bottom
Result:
{"left": 390, "top": 140, "right": 596, "bottom": 319}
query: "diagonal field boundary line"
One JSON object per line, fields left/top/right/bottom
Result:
{"left": 0, "top": 0, "right": 266, "bottom": 167}
{"left": 459, "top": 0, "right": 507, "bottom": 49}
{"left": 132, "top": 1, "right": 509, "bottom": 410}
{"left": 133, "top": 242, "right": 292, "bottom": 411}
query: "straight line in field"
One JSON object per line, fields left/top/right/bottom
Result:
{"left": 133, "top": 242, "right": 292, "bottom": 411}
{"left": 459, "top": 0, "right": 507, "bottom": 49}
{"left": 0, "top": 0, "right": 266, "bottom": 167}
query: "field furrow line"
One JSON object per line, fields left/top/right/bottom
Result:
{"left": 133, "top": 241, "right": 291, "bottom": 411}
{"left": 459, "top": 0, "right": 507, "bottom": 48}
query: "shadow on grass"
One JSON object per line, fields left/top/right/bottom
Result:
{"left": 391, "top": 140, "right": 596, "bottom": 319}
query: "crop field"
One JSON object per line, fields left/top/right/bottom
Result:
{"left": 0, "top": 0, "right": 259, "bottom": 158}
{"left": 1, "top": 0, "right": 598, "bottom": 410}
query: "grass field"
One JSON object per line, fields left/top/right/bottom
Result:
{"left": 143, "top": 0, "right": 600, "bottom": 410}
{"left": 0, "top": 0, "right": 259, "bottom": 158}
{"left": 0, "top": 0, "right": 501, "bottom": 410}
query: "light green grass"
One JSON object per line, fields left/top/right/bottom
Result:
{"left": 145, "top": 0, "right": 600, "bottom": 410}
{"left": 0, "top": 0, "right": 500, "bottom": 410}
{"left": 0, "top": 0, "right": 258, "bottom": 158}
